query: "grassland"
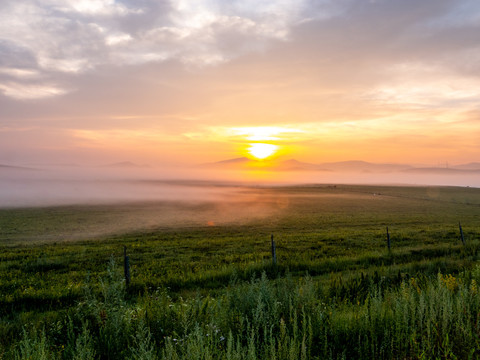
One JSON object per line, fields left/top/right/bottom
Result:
{"left": 1, "top": 184, "right": 480, "bottom": 359}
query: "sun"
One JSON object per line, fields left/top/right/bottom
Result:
{"left": 248, "top": 143, "right": 278, "bottom": 160}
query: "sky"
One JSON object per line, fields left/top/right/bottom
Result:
{"left": 1, "top": 0, "right": 480, "bottom": 167}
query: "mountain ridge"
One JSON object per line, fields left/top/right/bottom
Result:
{"left": 201, "top": 158, "right": 480, "bottom": 173}
{"left": 0, "top": 164, "right": 37, "bottom": 171}
{"left": 201, "top": 158, "right": 413, "bottom": 172}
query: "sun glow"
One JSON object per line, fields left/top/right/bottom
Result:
{"left": 248, "top": 143, "right": 278, "bottom": 159}
{"left": 230, "top": 126, "right": 304, "bottom": 141}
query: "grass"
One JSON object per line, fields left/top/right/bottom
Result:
{"left": 1, "top": 184, "right": 480, "bottom": 358}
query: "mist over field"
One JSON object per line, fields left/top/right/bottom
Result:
{"left": 2, "top": 162, "right": 478, "bottom": 242}
{"left": 0, "top": 165, "right": 285, "bottom": 242}
{"left": 1, "top": 163, "right": 479, "bottom": 209}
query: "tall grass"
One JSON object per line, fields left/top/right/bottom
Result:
{"left": 3, "top": 184, "right": 480, "bottom": 358}
{"left": 7, "top": 259, "right": 480, "bottom": 359}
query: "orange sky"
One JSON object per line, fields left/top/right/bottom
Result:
{"left": 1, "top": 0, "right": 479, "bottom": 167}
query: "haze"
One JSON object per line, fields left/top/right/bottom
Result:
{"left": 1, "top": 163, "right": 479, "bottom": 241}
{"left": 1, "top": 162, "right": 479, "bottom": 208}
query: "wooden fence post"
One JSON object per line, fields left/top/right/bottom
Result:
{"left": 459, "top": 222, "right": 465, "bottom": 246}
{"left": 124, "top": 246, "right": 131, "bottom": 287}
{"left": 271, "top": 234, "right": 277, "bottom": 265}
{"left": 386, "top": 226, "right": 391, "bottom": 251}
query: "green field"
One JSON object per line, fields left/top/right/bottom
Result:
{"left": 1, "top": 184, "right": 480, "bottom": 359}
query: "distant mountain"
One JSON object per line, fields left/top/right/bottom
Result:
{"left": 452, "top": 162, "right": 480, "bottom": 170}
{"left": 103, "top": 161, "right": 149, "bottom": 168}
{"left": 0, "top": 164, "right": 37, "bottom": 171}
{"left": 200, "top": 157, "right": 325, "bottom": 171}
{"left": 22, "top": 162, "right": 79, "bottom": 167}
{"left": 317, "top": 160, "right": 412, "bottom": 173}
{"left": 275, "top": 159, "right": 328, "bottom": 171}
{"left": 201, "top": 158, "right": 412, "bottom": 173}
{"left": 405, "top": 167, "right": 480, "bottom": 174}
{"left": 200, "top": 157, "right": 253, "bottom": 169}
{"left": 211, "top": 157, "right": 250, "bottom": 165}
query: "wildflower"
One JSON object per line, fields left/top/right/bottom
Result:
{"left": 471, "top": 279, "right": 477, "bottom": 295}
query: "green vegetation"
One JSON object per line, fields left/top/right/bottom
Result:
{"left": 1, "top": 184, "right": 480, "bottom": 359}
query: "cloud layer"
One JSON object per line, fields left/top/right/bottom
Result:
{"left": 1, "top": 0, "right": 480, "bottom": 166}
{"left": 0, "top": 0, "right": 318, "bottom": 99}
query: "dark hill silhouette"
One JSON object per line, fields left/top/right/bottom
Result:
{"left": 200, "top": 157, "right": 325, "bottom": 171}
{"left": 452, "top": 162, "right": 480, "bottom": 170}
{"left": 404, "top": 167, "right": 480, "bottom": 174}
{"left": 201, "top": 158, "right": 412, "bottom": 173}
{"left": 275, "top": 159, "right": 328, "bottom": 171}
{"left": 199, "top": 157, "right": 253, "bottom": 169}
{"left": 318, "top": 160, "right": 412, "bottom": 173}
{"left": 0, "top": 164, "right": 37, "bottom": 171}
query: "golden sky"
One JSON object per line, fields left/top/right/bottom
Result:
{"left": 1, "top": 0, "right": 479, "bottom": 166}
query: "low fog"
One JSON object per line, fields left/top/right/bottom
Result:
{"left": 1, "top": 164, "right": 479, "bottom": 208}
{"left": 1, "top": 164, "right": 479, "bottom": 243}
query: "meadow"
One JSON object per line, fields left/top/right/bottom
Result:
{"left": 1, "top": 183, "right": 480, "bottom": 359}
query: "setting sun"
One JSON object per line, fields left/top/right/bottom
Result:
{"left": 248, "top": 143, "right": 278, "bottom": 160}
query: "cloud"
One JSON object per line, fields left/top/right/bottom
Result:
{"left": 0, "top": 0, "right": 317, "bottom": 99}
{"left": 53, "top": 0, "right": 140, "bottom": 16}
{"left": 1, "top": 0, "right": 480, "bottom": 166}
{"left": 364, "top": 62, "right": 480, "bottom": 109}
{"left": 2, "top": 0, "right": 475, "bottom": 101}
{"left": 0, "top": 82, "right": 68, "bottom": 99}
